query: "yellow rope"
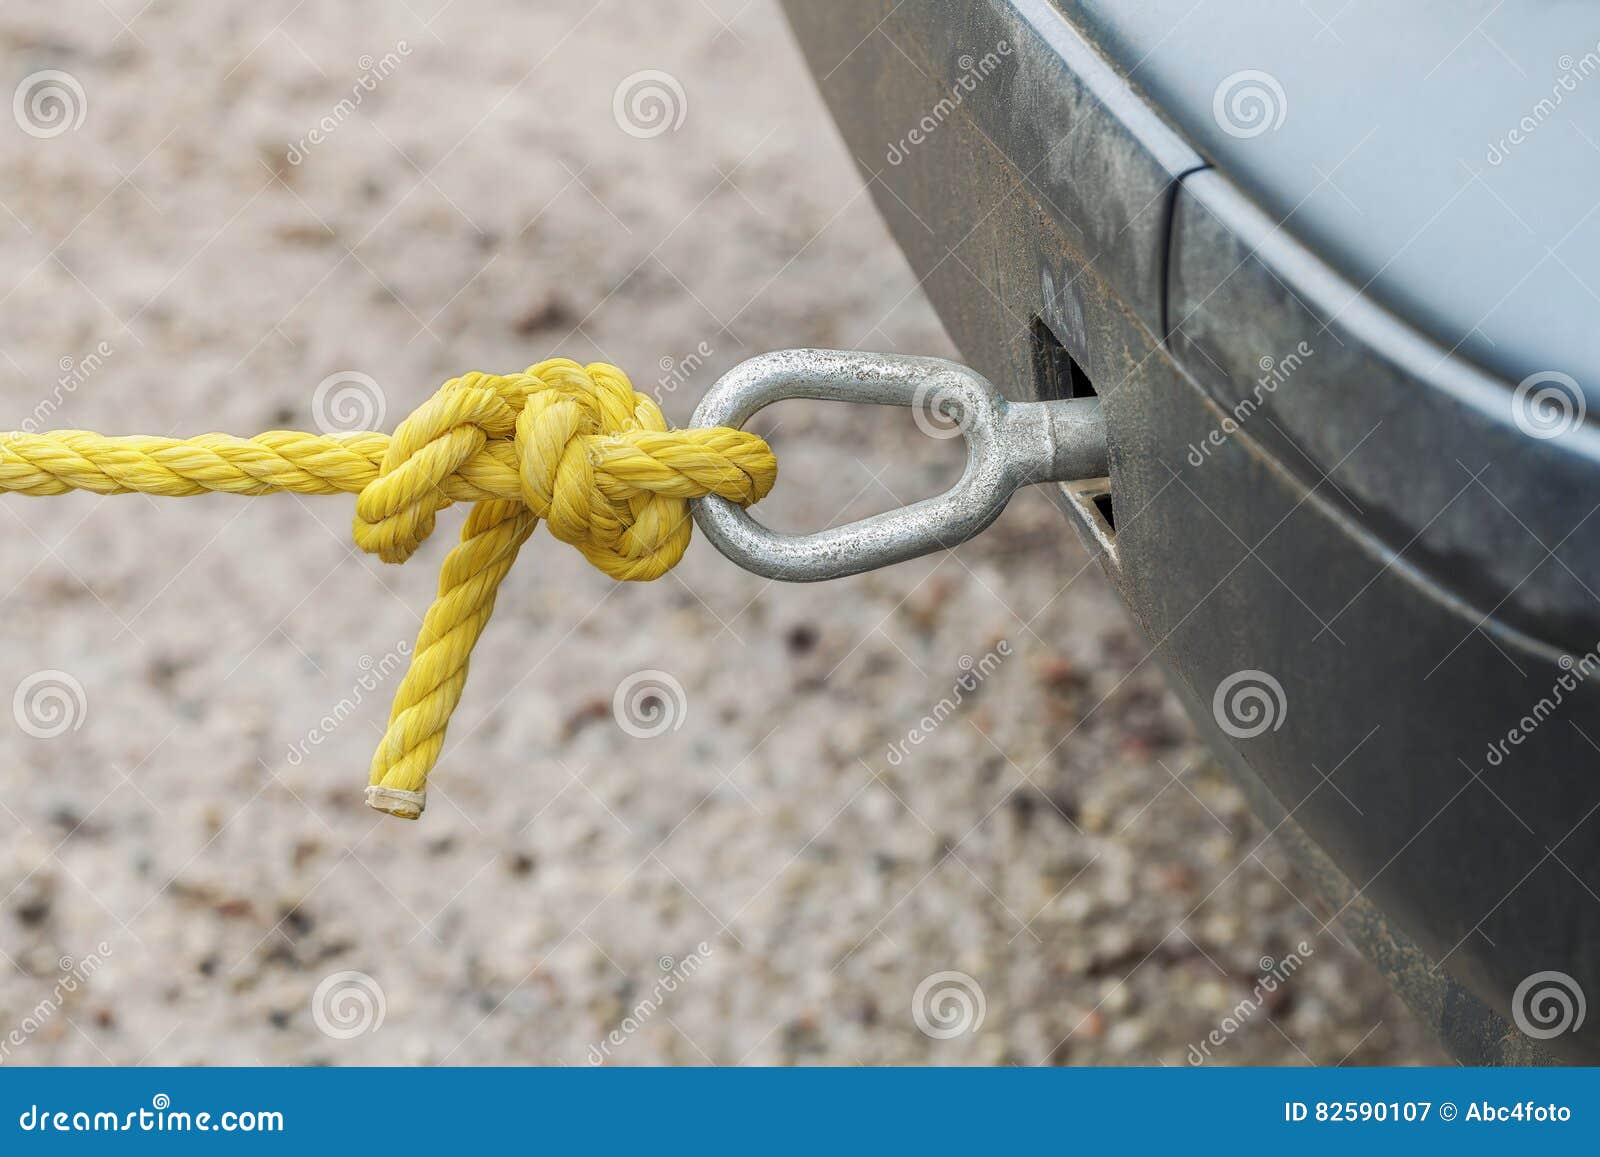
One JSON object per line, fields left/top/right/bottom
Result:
{"left": 0, "top": 358, "right": 776, "bottom": 820}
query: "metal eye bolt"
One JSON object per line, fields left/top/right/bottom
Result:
{"left": 689, "top": 349, "right": 1109, "bottom": 582}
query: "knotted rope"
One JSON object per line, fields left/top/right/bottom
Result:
{"left": 0, "top": 358, "right": 776, "bottom": 819}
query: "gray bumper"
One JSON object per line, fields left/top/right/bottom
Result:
{"left": 779, "top": 0, "right": 1600, "bottom": 1063}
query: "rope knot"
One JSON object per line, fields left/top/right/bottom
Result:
{"left": 349, "top": 359, "right": 776, "bottom": 817}
{"left": 351, "top": 359, "right": 771, "bottom": 579}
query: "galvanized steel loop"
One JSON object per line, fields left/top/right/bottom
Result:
{"left": 690, "top": 349, "right": 1108, "bottom": 581}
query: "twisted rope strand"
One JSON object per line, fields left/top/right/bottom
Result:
{"left": 0, "top": 359, "right": 777, "bottom": 820}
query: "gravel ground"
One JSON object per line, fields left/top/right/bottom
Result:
{"left": 0, "top": 0, "right": 1445, "bottom": 1065}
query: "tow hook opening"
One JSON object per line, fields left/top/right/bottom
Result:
{"left": 1032, "top": 317, "right": 1116, "bottom": 563}
{"left": 1031, "top": 316, "right": 1097, "bottom": 401}
{"left": 1091, "top": 491, "right": 1116, "bottom": 531}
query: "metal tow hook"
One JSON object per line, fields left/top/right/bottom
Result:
{"left": 690, "top": 349, "right": 1109, "bottom": 582}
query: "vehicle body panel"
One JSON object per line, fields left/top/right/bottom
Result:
{"left": 780, "top": 0, "right": 1600, "bottom": 1063}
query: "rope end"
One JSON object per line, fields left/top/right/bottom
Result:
{"left": 365, "top": 785, "right": 426, "bottom": 820}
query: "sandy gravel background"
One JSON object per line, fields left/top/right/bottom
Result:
{"left": 0, "top": 0, "right": 1443, "bottom": 1065}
